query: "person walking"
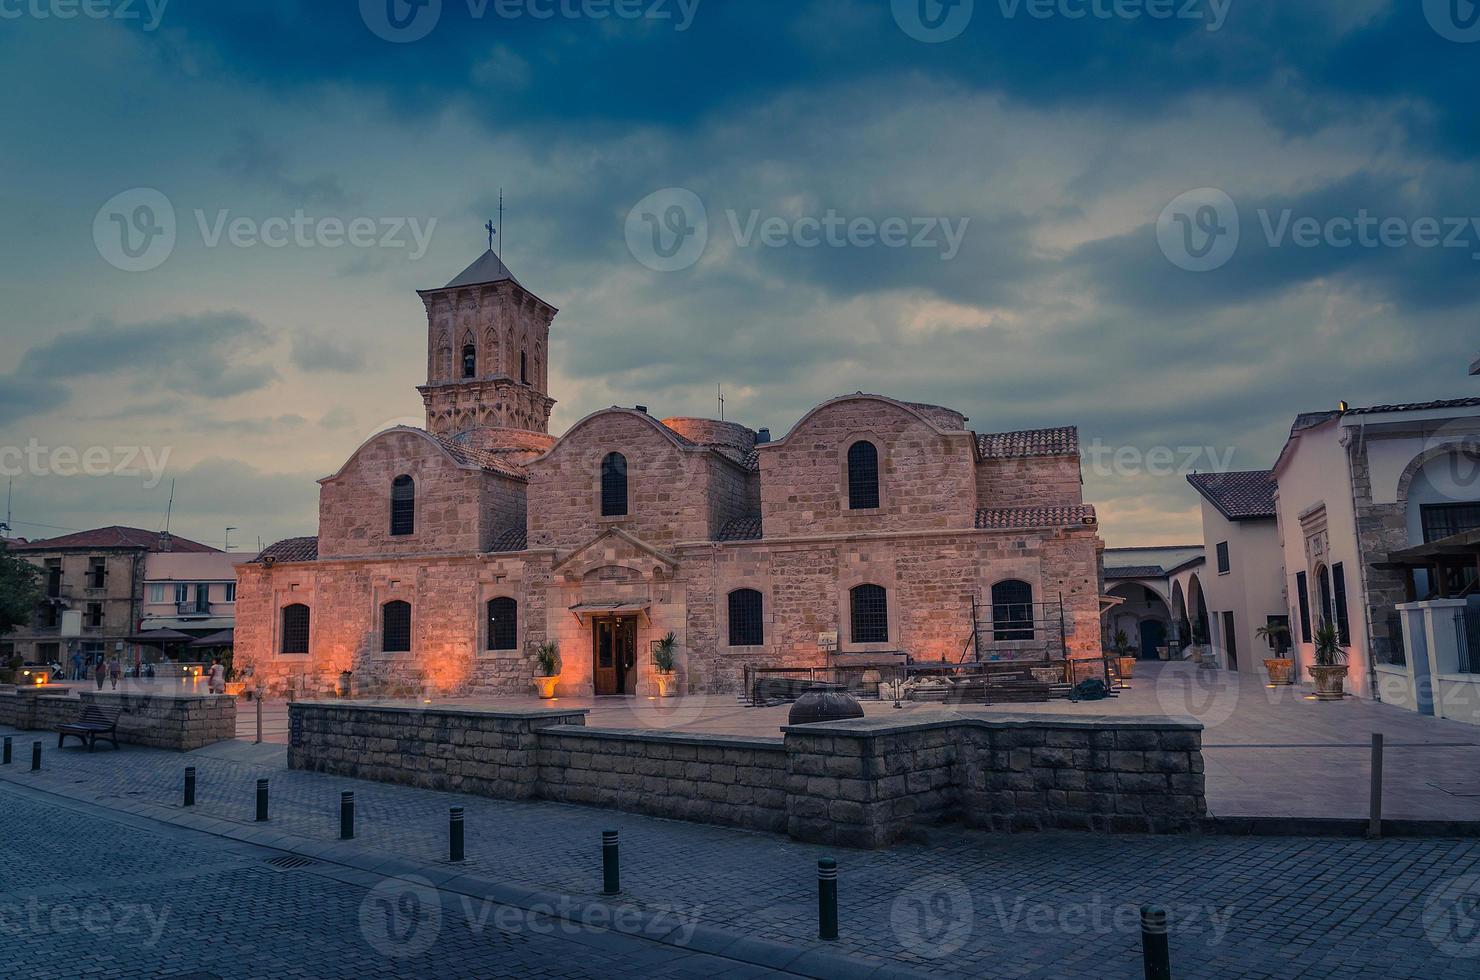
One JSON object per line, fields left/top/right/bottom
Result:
{"left": 208, "top": 658, "right": 226, "bottom": 695}
{"left": 93, "top": 658, "right": 106, "bottom": 690}
{"left": 107, "top": 655, "right": 122, "bottom": 690}
{"left": 70, "top": 650, "right": 83, "bottom": 681}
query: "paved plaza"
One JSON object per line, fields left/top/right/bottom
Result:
{"left": 4, "top": 715, "right": 1480, "bottom": 978}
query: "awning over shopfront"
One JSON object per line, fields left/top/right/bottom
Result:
{"left": 567, "top": 600, "right": 652, "bottom": 625}
{"left": 189, "top": 629, "right": 235, "bottom": 649}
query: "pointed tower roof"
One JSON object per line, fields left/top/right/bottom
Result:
{"left": 444, "top": 249, "right": 521, "bottom": 289}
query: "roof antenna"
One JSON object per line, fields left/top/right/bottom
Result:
{"left": 717, "top": 384, "right": 725, "bottom": 421}
{"left": 1, "top": 476, "right": 12, "bottom": 536}
{"left": 497, "top": 189, "right": 504, "bottom": 261}
{"left": 164, "top": 480, "right": 175, "bottom": 534}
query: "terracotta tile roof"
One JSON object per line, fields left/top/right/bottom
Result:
{"left": 975, "top": 505, "right": 1096, "bottom": 530}
{"left": 1187, "top": 470, "right": 1277, "bottom": 521}
{"left": 435, "top": 434, "right": 529, "bottom": 480}
{"left": 9, "top": 526, "right": 217, "bottom": 552}
{"left": 489, "top": 527, "right": 528, "bottom": 553}
{"left": 1344, "top": 396, "right": 1480, "bottom": 416}
{"left": 1103, "top": 565, "right": 1166, "bottom": 579}
{"left": 253, "top": 536, "right": 319, "bottom": 563}
{"left": 716, "top": 516, "right": 763, "bottom": 541}
{"left": 976, "top": 426, "right": 1078, "bottom": 460}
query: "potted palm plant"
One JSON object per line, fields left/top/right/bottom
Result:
{"left": 533, "top": 641, "right": 560, "bottom": 699}
{"left": 1307, "top": 621, "right": 1348, "bottom": 701}
{"left": 652, "top": 631, "right": 679, "bottom": 697}
{"left": 1111, "top": 629, "right": 1137, "bottom": 679}
{"left": 1256, "top": 622, "right": 1293, "bottom": 685}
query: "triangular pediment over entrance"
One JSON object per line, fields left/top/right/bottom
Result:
{"left": 551, "top": 527, "right": 679, "bottom": 581}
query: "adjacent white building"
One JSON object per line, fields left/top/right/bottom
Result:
{"left": 1187, "top": 471, "right": 1287, "bottom": 673}
{"left": 140, "top": 551, "right": 258, "bottom": 637}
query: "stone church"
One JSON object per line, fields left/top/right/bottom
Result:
{"left": 235, "top": 250, "right": 1105, "bottom": 698}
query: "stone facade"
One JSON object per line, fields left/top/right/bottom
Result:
{"left": 0, "top": 687, "right": 235, "bottom": 751}
{"left": 236, "top": 252, "right": 1105, "bottom": 699}
{"left": 287, "top": 703, "right": 1206, "bottom": 846}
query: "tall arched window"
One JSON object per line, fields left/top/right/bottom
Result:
{"left": 382, "top": 600, "right": 411, "bottom": 653}
{"left": 991, "top": 580, "right": 1035, "bottom": 641}
{"left": 1316, "top": 565, "right": 1334, "bottom": 627}
{"left": 390, "top": 475, "right": 415, "bottom": 536}
{"left": 462, "top": 344, "right": 477, "bottom": 378}
{"left": 487, "top": 597, "right": 517, "bottom": 651}
{"left": 520, "top": 350, "right": 528, "bottom": 384}
{"left": 850, "top": 584, "right": 888, "bottom": 643}
{"left": 281, "top": 604, "right": 310, "bottom": 654}
{"left": 600, "top": 452, "right": 628, "bottom": 517}
{"left": 847, "top": 441, "right": 880, "bottom": 510}
{"left": 728, "top": 589, "right": 764, "bottom": 647}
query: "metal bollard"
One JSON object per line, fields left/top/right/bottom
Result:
{"left": 341, "top": 791, "right": 355, "bottom": 840}
{"left": 31, "top": 741, "right": 41, "bottom": 772}
{"left": 1140, "top": 905, "right": 1171, "bottom": 980}
{"left": 1367, "top": 733, "right": 1384, "bottom": 839}
{"left": 817, "top": 858, "right": 839, "bottom": 940}
{"left": 256, "top": 778, "right": 269, "bottom": 822}
{"left": 255, "top": 697, "right": 263, "bottom": 745}
{"left": 3, "top": 735, "right": 10, "bottom": 765}
{"left": 184, "top": 767, "right": 196, "bottom": 807}
{"left": 449, "top": 807, "right": 464, "bottom": 862}
{"left": 602, "top": 830, "right": 620, "bottom": 895}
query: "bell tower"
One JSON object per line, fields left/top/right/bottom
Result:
{"left": 416, "top": 250, "right": 557, "bottom": 438}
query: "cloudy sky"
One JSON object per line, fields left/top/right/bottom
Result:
{"left": 1, "top": 0, "right": 1476, "bottom": 552}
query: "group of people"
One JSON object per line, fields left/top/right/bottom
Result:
{"left": 66, "top": 650, "right": 229, "bottom": 693}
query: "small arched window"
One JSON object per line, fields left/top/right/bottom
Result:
{"left": 462, "top": 344, "right": 477, "bottom": 378}
{"left": 281, "top": 603, "right": 310, "bottom": 654}
{"left": 847, "top": 441, "right": 880, "bottom": 510}
{"left": 390, "top": 475, "right": 415, "bottom": 536}
{"left": 850, "top": 584, "right": 888, "bottom": 644}
{"left": 991, "top": 580, "right": 1035, "bottom": 641}
{"left": 520, "top": 350, "right": 528, "bottom": 384}
{"left": 382, "top": 600, "right": 412, "bottom": 653}
{"left": 487, "top": 597, "right": 518, "bottom": 651}
{"left": 728, "top": 589, "right": 764, "bottom": 647}
{"left": 600, "top": 452, "right": 628, "bottom": 517}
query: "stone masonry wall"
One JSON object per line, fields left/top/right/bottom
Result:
{"left": 288, "top": 703, "right": 1205, "bottom": 847}
{"left": 975, "top": 456, "right": 1083, "bottom": 510}
{"left": 0, "top": 688, "right": 235, "bottom": 751}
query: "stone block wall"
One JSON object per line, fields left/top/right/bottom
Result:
{"left": 975, "top": 456, "right": 1083, "bottom": 509}
{"left": 288, "top": 704, "right": 1205, "bottom": 847}
{"left": 0, "top": 688, "right": 235, "bottom": 751}
{"left": 536, "top": 727, "right": 788, "bottom": 833}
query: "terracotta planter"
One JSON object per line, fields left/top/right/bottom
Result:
{"left": 655, "top": 672, "right": 678, "bottom": 698}
{"left": 1157, "top": 646, "right": 1170, "bottom": 661}
{"left": 535, "top": 675, "right": 559, "bottom": 699}
{"left": 1188, "top": 645, "right": 1203, "bottom": 664}
{"left": 1118, "top": 657, "right": 1137, "bottom": 679}
{"left": 1263, "top": 658, "right": 1294, "bottom": 686}
{"left": 1306, "top": 664, "right": 1348, "bottom": 701}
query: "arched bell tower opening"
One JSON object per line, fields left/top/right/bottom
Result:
{"left": 416, "top": 249, "right": 558, "bottom": 440}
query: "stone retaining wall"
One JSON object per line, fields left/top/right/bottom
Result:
{"left": 288, "top": 702, "right": 1206, "bottom": 847}
{"left": 0, "top": 687, "right": 236, "bottom": 752}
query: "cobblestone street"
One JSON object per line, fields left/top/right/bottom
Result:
{"left": 3, "top": 726, "right": 1480, "bottom": 978}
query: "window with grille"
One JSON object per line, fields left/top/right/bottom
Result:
{"left": 991, "top": 580, "right": 1035, "bottom": 640}
{"left": 1215, "top": 542, "right": 1230, "bottom": 574}
{"left": 728, "top": 589, "right": 764, "bottom": 646}
{"left": 846, "top": 441, "right": 879, "bottom": 510}
{"left": 390, "top": 475, "right": 415, "bottom": 536}
{"left": 462, "top": 344, "right": 477, "bottom": 378}
{"left": 281, "top": 604, "right": 310, "bottom": 654}
{"left": 600, "top": 452, "right": 628, "bottom": 517}
{"left": 487, "top": 597, "right": 517, "bottom": 651}
{"left": 86, "top": 603, "right": 103, "bottom": 628}
{"left": 45, "top": 560, "right": 61, "bottom": 598}
{"left": 1422, "top": 502, "right": 1480, "bottom": 543}
{"left": 88, "top": 557, "right": 106, "bottom": 588}
{"left": 1332, "top": 562, "right": 1350, "bottom": 645}
{"left": 1317, "top": 565, "right": 1334, "bottom": 628}
{"left": 850, "top": 584, "right": 888, "bottom": 643}
{"left": 1294, "top": 572, "right": 1312, "bottom": 643}
{"left": 382, "top": 600, "right": 412, "bottom": 653}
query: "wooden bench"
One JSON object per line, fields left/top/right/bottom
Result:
{"left": 57, "top": 704, "right": 123, "bottom": 752}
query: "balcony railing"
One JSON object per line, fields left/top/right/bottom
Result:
{"left": 1458, "top": 603, "right": 1480, "bottom": 675}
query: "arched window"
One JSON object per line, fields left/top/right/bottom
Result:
{"left": 728, "top": 589, "right": 764, "bottom": 647}
{"left": 390, "top": 475, "right": 415, "bottom": 536}
{"left": 600, "top": 452, "right": 628, "bottom": 517}
{"left": 1316, "top": 565, "right": 1334, "bottom": 627}
{"left": 487, "top": 597, "right": 517, "bottom": 651}
{"left": 850, "top": 584, "right": 888, "bottom": 643}
{"left": 991, "top": 580, "right": 1035, "bottom": 641}
{"left": 382, "top": 600, "right": 411, "bottom": 653}
{"left": 520, "top": 350, "right": 528, "bottom": 384}
{"left": 281, "top": 604, "right": 310, "bottom": 654}
{"left": 462, "top": 344, "right": 477, "bottom": 378}
{"left": 847, "top": 441, "right": 880, "bottom": 510}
